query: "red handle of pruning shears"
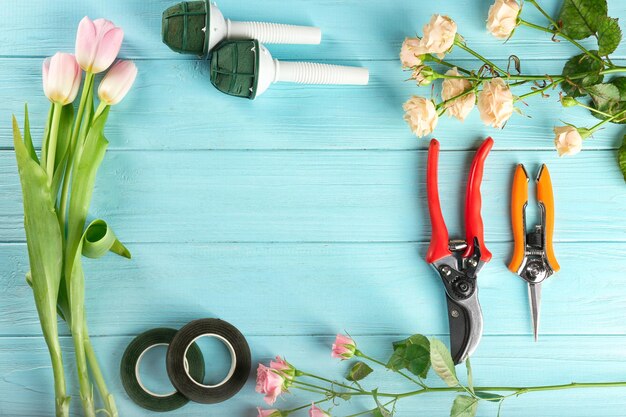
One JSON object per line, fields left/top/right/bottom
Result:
{"left": 463, "top": 137, "right": 493, "bottom": 262}
{"left": 426, "top": 139, "right": 452, "bottom": 264}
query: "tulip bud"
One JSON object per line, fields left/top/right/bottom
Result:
{"left": 42, "top": 53, "right": 82, "bottom": 105}
{"left": 98, "top": 60, "right": 137, "bottom": 105}
{"left": 76, "top": 16, "right": 124, "bottom": 73}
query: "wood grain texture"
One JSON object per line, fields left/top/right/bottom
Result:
{"left": 1, "top": 335, "right": 626, "bottom": 417}
{"left": 1, "top": 241, "right": 626, "bottom": 337}
{"left": 1, "top": 149, "right": 625, "bottom": 243}
{"left": 2, "top": 58, "right": 625, "bottom": 151}
{"left": 1, "top": 0, "right": 626, "bottom": 416}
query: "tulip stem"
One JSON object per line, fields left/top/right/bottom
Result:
{"left": 45, "top": 103, "right": 63, "bottom": 187}
{"left": 84, "top": 329, "right": 118, "bottom": 417}
{"left": 59, "top": 72, "right": 94, "bottom": 232}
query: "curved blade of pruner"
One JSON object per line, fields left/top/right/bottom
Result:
{"left": 446, "top": 292, "right": 483, "bottom": 364}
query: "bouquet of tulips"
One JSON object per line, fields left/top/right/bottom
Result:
{"left": 12, "top": 17, "right": 136, "bottom": 417}
{"left": 400, "top": 0, "right": 626, "bottom": 181}
{"left": 255, "top": 334, "right": 626, "bottom": 417}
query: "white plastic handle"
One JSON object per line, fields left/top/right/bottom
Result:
{"left": 275, "top": 61, "right": 369, "bottom": 85}
{"left": 227, "top": 20, "right": 321, "bottom": 45}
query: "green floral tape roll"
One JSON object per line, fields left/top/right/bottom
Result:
{"left": 120, "top": 328, "right": 205, "bottom": 412}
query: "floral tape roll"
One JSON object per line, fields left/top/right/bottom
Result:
{"left": 121, "top": 328, "right": 205, "bottom": 412}
{"left": 166, "top": 318, "right": 251, "bottom": 404}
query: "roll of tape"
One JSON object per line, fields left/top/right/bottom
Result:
{"left": 121, "top": 328, "right": 206, "bottom": 412}
{"left": 166, "top": 318, "right": 251, "bottom": 404}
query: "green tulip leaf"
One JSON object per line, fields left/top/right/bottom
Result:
{"left": 346, "top": 361, "right": 373, "bottom": 382}
{"left": 430, "top": 338, "right": 458, "bottom": 387}
{"left": 558, "top": 0, "right": 608, "bottom": 40}
{"left": 598, "top": 17, "right": 622, "bottom": 56}
{"left": 450, "top": 395, "right": 479, "bottom": 417}
{"left": 561, "top": 51, "right": 603, "bottom": 97}
{"left": 22, "top": 104, "right": 38, "bottom": 163}
{"left": 50, "top": 104, "right": 74, "bottom": 198}
{"left": 12, "top": 115, "right": 63, "bottom": 342}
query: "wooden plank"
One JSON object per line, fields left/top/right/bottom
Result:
{"left": 1, "top": 334, "right": 626, "bottom": 416}
{"left": 1, "top": 149, "right": 624, "bottom": 243}
{"left": 2, "top": 58, "right": 625, "bottom": 151}
{"left": 1, "top": 241, "right": 625, "bottom": 337}
{"left": 0, "top": 0, "right": 625, "bottom": 61}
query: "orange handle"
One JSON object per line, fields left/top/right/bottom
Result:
{"left": 536, "top": 164, "right": 560, "bottom": 272}
{"left": 508, "top": 164, "right": 529, "bottom": 273}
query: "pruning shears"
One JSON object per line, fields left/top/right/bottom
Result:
{"left": 508, "top": 164, "right": 560, "bottom": 341}
{"left": 426, "top": 138, "right": 493, "bottom": 364}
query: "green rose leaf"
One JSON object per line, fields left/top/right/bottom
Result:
{"left": 387, "top": 334, "right": 430, "bottom": 378}
{"left": 619, "top": 135, "right": 626, "bottom": 182}
{"left": 372, "top": 389, "right": 392, "bottom": 417}
{"left": 561, "top": 51, "right": 603, "bottom": 97}
{"left": 475, "top": 392, "right": 504, "bottom": 402}
{"left": 450, "top": 395, "right": 479, "bottom": 417}
{"left": 558, "top": 0, "right": 608, "bottom": 40}
{"left": 346, "top": 361, "right": 373, "bottom": 382}
{"left": 589, "top": 80, "right": 626, "bottom": 123}
{"left": 598, "top": 17, "right": 622, "bottom": 56}
{"left": 430, "top": 338, "right": 458, "bottom": 387}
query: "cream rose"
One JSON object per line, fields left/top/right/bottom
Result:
{"left": 487, "top": 0, "right": 521, "bottom": 39}
{"left": 421, "top": 15, "right": 457, "bottom": 58}
{"left": 441, "top": 67, "right": 475, "bottom": 121}
{"left": 553, "top": 125, "right": 583, "bottom": 156}
{"left": 403, "top": 96, "right": 438, "bottom": 137}
{"left": 400, "top": 37, "right": 426, "bottom": 68}
{"left": 477, "top": 78, "right": 514, "bottom": 128}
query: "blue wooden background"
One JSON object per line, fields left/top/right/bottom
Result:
{"left": 2, "top": 0, "right": 626, "bottom": 416}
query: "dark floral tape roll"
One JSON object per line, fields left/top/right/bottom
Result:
{"left": 166, "top": 318, "right": 251, "bottom": 404}
{"left": 120, "top": 328, "right": 205, "bottom": 412}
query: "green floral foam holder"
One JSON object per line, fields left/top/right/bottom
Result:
{"left": 162, "top": 0, "right": 210, "bottom": 57}
{"left": 210, "top": 39, "right": 259, "bottom": 99}
{"left": 162, "top": 0, "right": 322, "bottom": 58}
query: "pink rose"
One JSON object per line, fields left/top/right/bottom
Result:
{"left": 331, "top": 334, "right": 357, "bottom": 360}
{"left": 256, "top": 364, "right": 285, "bottom": 405}
{"left": 403, "top": 96, "right": 438, "bottom": 137}
{"left": 421, "top": 15, "right": 457, "bottom": 58}
{"left": 487, "top": 0, "right": 521, "bottom": 39}
{"left": 75, "top": 16, "right": 124, "bottom": 73}
{"left": 270, "top": 356, "right": 296, "bottom": 380}
{"left": 400, "top": 37, "right": 426, "bottom": 68}
{"left": 442, "top": 67, "right": 475, "bottom": 121}
{"left": 309, "top": 403, "right": 330, "bottom": 417}
{"left": 257, "top": 408, "right": 282, "bottom": 417}
{"left": 477, "top": 78, "right": 514, "bottom": 128}
{"left": 553, "top": 125, "right": 583, "bottom": 156}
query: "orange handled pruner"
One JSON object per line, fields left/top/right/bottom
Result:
{"left": 508, "top": 164, "right": 559, "bottom": 341}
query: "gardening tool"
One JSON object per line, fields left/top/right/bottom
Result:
{"left": 162, "top": 0, "right": 321, "bottom": 57}
{"left": 210, "top": 39, "right": 369, "bottom": 99}
{"left": 426, "top": 137, "right": 493, "bottom": 364}
{"left": 508, "top": 164, "right": 559, "bottom": 341}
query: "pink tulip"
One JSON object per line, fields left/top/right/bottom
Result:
{"left": 42, "top": 53, "right": 81, "bottom": 105}
{"left": 257, "top": 408, "right": 281, "bottom": 417}
{"left": 98, "top": 60, "right": 137, "bottom": 105}
{"left": 75, "top": 16, "right": 124, "bottom": 73}
{"left": 255, "top": 364, "right": 285, "bottom": 405}
{"left": 270, "top": 356, "right": 295, "bottom": 380}
{"left": 309, "top": 403, "right": 330, "bottom": 417}
{"left": 331, "top": 334, "right": 356, "bottom": 360}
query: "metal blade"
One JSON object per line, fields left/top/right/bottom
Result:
{"left": 528, "top": 283, "right": 542, "bottom": 342}
{"left": 446, "top": 293, "right": 483, "bottom": 364}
